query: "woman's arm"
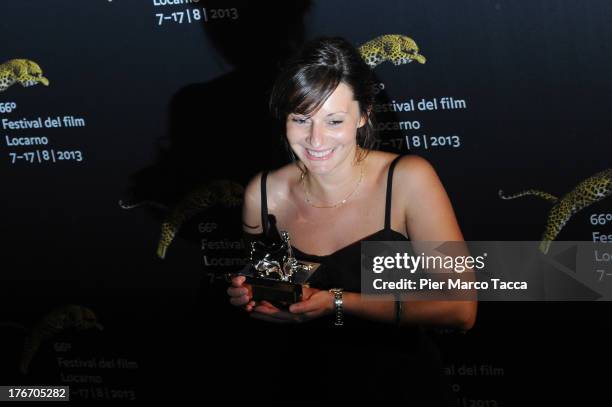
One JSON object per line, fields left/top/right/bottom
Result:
{"left": 396, "top": 154, "right": 476, "bottom": 330}
{"left": 242, "top": 171, "right": 265, "bottom": 235}
{"left": 287, "top": 289, "right": 475, "bottom": 331}
{"left": 226, "top": 172, "right": 265, "bottom": 313}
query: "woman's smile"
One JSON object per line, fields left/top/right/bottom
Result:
{"left": 305, "top": 147, "right": 335, "bottom": 160}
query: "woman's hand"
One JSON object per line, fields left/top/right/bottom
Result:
{"left": 250, "top": 300, "right": 304, "bottom": 323}
{"left": 249, "top": 287, "right": 334, "bottom": 324}
{"left": 227, "top": 275, "right": 303, "bottom": 322}
{"left": 229, "top": 278, "right": 335, "bottom": 323}
{"left": 226, "top": 275, "right": 256, "bottom": 312}
{"left": 288, "top": 287, "right": 334, "bottom": 320}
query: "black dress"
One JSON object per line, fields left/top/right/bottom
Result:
{"left": 245, "top": 155, "right": 455, "bottom": 406}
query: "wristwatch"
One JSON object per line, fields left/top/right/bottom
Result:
{"left": 329, "top": 288, "right": 344, "bottom": 326}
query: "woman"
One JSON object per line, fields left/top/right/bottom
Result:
{"left": 227, "top": 36, "right": 476, "bottom": 404}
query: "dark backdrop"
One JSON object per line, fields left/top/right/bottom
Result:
{"left": 1, "top": 0, "right": 611, "bottom": 404}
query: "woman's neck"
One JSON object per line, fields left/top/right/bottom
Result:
{"left": 301, "top": 151, "right": 365, "bottom": 205}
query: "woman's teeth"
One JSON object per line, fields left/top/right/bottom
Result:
{"left": 306, "top": 148, "right": 334, "bottom": 158}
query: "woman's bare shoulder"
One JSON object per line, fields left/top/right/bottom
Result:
{"left": 265, "top": 162, "right": 301, "bottom": 210}
{"left": 267, "top": 162, "right": 301, "bottom": 186}
{"left": 392, "top": 153, "right": 440, "bottom": 187}
{"left": 362, "top": 150, "right": 431, "bottom": 183}
{"left": 242, "top": 163, "right": 299, "bottom": 224}
{"left": 393, "top": 154, "right": 463, "bottom": 241}
{"left": 385, "top": 153, "right": 444, "bottom": 216}
{"left": 361, "top": 150, "right": 397, "bottom": 176}
{"left": 244, "top": 163, "right": 298, "bottom": 199}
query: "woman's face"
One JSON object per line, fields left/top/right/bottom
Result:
{"left": 286, "top": 82, "right": 366, "bottom": 175}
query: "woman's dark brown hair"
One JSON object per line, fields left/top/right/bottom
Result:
{"left": 268, "top": 36, "right": 378, "bottom": 163}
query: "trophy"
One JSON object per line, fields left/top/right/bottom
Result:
{"left": 241, "top": 229, "right": 320, "bottom": 307}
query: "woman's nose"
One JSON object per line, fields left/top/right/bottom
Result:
{"left": 307, "top": 123, "right": 324, "bottom": 147}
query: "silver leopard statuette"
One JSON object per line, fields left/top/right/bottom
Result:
{"left": 243, "top": 230, "right": 320, "bottom": 306}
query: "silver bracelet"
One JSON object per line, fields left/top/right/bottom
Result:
{"left": 329, "top": 288, "right": 343, "bottom": 326}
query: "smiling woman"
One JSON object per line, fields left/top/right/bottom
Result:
{"left": 269, "top": 37, "right": 377, "bottom": 171}
{"left": 284, "top": 82, "right": 363, "bottom": 177}
{"left": 225, "top": 36, "right": 476, "bottom": 404}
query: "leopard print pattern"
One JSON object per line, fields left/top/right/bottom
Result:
{"left": 358, "top": 34, "right": 426, "bottom": 68}
{"left": 20, "top": 305, "right": 103, "bottom": 375}
{"left": 157, "top": 180, "right": 244, "bottom": 259}
{"left": 499, "top": 168, "right": 612, "bottom": 254}
{"left": 0, "top": 59, "right": 49, "bottom": 93}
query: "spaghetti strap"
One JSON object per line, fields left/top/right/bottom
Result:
{"left": 384, "top": 155, "right": 404, "bottom": 230}
{"left": 260, "top": 171, "right": 269, "bottom": 235}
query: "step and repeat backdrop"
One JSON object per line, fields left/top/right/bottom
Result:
{"left": 2, "top": 0, "right": 611, "bottom": 404}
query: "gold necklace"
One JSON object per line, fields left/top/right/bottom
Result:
{"left": 301, "top": 163, "right": 364, "bottom": 209}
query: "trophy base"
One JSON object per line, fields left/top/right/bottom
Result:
{"left": 244, "top": 276, "right": 304, "bottom": 307}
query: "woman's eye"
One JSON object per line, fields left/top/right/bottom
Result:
{"left": 329, "top": 120, "right": 343, "bottom": 126}
{"left": 292, "top": 118, "right": 308, "bottom": 125}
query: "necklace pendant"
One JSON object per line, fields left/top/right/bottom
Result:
{"left": 301, "top": 163, "right": 364, "bottom": 209}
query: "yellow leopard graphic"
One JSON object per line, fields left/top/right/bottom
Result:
{"left": 119, "top": 180, "right": 244, "bottom": 259}
{"left": 359, "top": 34, "right": 426, "bottom": 68}
{"left": 499, "top": 168, "right": 612, "bottom": 254}
{"left": 18, "top": 305, "right": 103, "bottom": 375}
{"left": 0, "top": 59, "right": 49, "bottom": 93}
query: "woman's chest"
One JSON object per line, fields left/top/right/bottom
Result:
{"left": 272, "top": 198, "right": 387, "bottom": 257}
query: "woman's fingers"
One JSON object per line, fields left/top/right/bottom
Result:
{"left": 245, "top": 300, "right": 256, "bottom": 312}
{"left": 301, "top": 286, "right": 317, "bottom": 301}
{"left": 258, "top": 300, "right": 278, "bottom": 309}
{"left": 290, "top": 290, "right": 331, "bottom": 314}
{"left": 252, "top": 303, "right": 303, "bottom": 323}
{"left": 226, "top": 275, "right": 256, "bottom": 310}
{"left": 226, "top": 276, "right": 253, "bottom": 310}
{"left": 226, "top": 286, "right": 248, "bottom": 297}
{"left": 289, "top": 300, "right": 316, "bottom": 314}
{"left": 231, "top": 275, "right": 246, "bottom": 287}
{"left": 227, "top": 277, "right": 327, "bottom": 320}
{"left": 229, "top": 294, "right": 250, "bottom": 307}
{"left": 253, "top": 303, "right": 280, "bottom": 315}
